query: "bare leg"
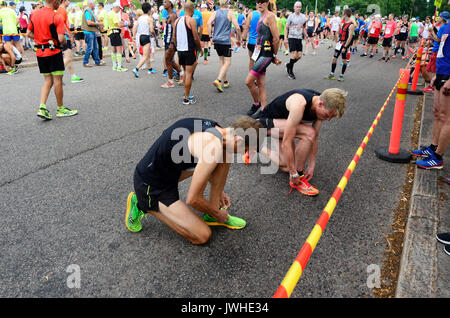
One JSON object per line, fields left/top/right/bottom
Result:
{"left": 53, "top": 75, "right": 64, "bottom": 107}
{"left": 149, "top": 200, "right": 212, "bottom": 245}
{"left": 245, "top": 72, "right": 259, "bottom": 103}
{"left": 40, "top": 75, "right": 54, "bottom": 105}
{"left": 435, "top": 89, "right": 450, "bottom": 156}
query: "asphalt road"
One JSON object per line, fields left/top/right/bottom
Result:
{"left": 0, "top": 43, "right": 418, "bottom": 298}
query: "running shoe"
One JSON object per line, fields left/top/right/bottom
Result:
{"left": 234, "top": 47, "right": 238, "bottom": 53}
{"left": 125, "top": 192, "right": 145, "bottom": 233}
{"left": 416, "top": 152, "right": 443, "bottom": 170}
{"left": 369, "top": 54, "right": 374, "bottom": 58}
{"left": 287, "top": 72, "right": 295, "bottom": 80}
{"left": 360, "top": 53, "right": 367, "bottom": 57}
{"left": 6, "top": 67, "right": 18, "bottom": 75}
{"left": 71, "top": 75, "right": 84, "bottom": 83}
{"left": 112, "top": 66, "right": 118, "bottom": 71}
{"left": 411, "top": 145, "right": 434, "bottom": 157}
{"left": 223, "top": 81, "right": 230, "bottom": 88}
{"left": 132, "top": 67, "right": 140, "bottom": 78}
{"left": 37, "top": 107, "right": 52, "bottom": 120}
{"left": 212, "top": 79, "right": 223, "bottom": 92}
{"left": 161, "top": 81, "right": 175, "bottom": 88}
{"left": 203, "top": 60, "right": 209, "bottom": 64}
{"left": 162, "top": 69, "right": 168, "bottom": 76}
{"left": 182, "top": 96, "right": 196, "bottom": 105}
{"left": 203, "top": 213, "right": 246, "bottom": 230}
{"left": 56, "top": 106, "right": 78, "bottom": 117}
{"left": 325, "top": 73, "right": 335, "bottom": 80}
{"left": 423, "top": 85, "right": 435, "bottom": 93}
{"left": 288, "top": 176, "right": 319, "bottom": 196}
{"left": 338, "top": 74, "right": 344, "bottom": 82}
{"left": 148, "top": 68, "right": 157, "bottom": 74}
{"left": 385, "top": 57, "right": 390, "bottom": 63}
{"left": 246, "top": 104, "right": 260, "bottom": 116}
{"left": 284, "top": 50, "right": 289, "bottom": 55}
{"left": 391, "top": 55, "right": 397, "bottom": 59}
{"left": 436, "top": 232, "right": 450, "bottom": 245}
{"left": 378, "top": 57, "right": 386, "bottom": 62}
{"left": 116, "top": 67, "right": 128, "bottom": 72}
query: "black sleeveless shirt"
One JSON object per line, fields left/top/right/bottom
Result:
{"left": 136, "top": 118, "right": 222, "bottom": 186}
{"left": 263, "top": 89, "right": 320, "bottom": 121}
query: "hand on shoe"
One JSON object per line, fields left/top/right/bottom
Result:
{"left": 216, "top": 208, "right": 229, "bottom": 224}
{"left": 220, "top": 192, "right": 231, "bottom": 209}
{"left": 304, "top": 165, "right": 315, "bottom": 181}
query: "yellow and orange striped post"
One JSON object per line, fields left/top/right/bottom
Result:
{"left": 273, "top": 72, "right": 405, "bottom": 298}
{"left": 375, "top": 69, "right": 412, "bottom": 163}
{"left": 407, "top": 40, "right": 425, "bottom": 95}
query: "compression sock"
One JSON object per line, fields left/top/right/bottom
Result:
{"left": 111, "top": 53, "right": 117, "bottom": 68}
{"left": 430, "top": 144, "right": 438, "bottom": 151}
{"left": 331, "top": 62, "right": 337, "bottom": 73}
{"left": 204, "top": 48, "right": 208, "bottom": 59}
{"left": 401, "top": 47, "right": 405, "bottom": 56}
{"left": 341, "top": 63, "right": 347, "bottom": 75}
{"left": 117, "top": 54, "right": 123, "bottom": 68}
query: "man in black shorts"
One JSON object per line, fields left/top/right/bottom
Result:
{"left": 251, "top": 88, "right": 347, "bottom": 196}
{"left": 125, "top": 117, "right": 263, "bottom": 245}
{"left": 27, "top": 0, "right": 77, "bottom": 120}
{"left": 208, "top": 0, "right": 241, "bottom": 92}
{"left": 161, "top": 0, "right": 182, "bottom": 88}
{"left": 284, "top": 1, "right": 307, "bottom": 80}
{"left": 326, "top": 8, "right": 355, "bottom": 82}
{"left": 173, "top": 1, "right": 201, "bottom": 104}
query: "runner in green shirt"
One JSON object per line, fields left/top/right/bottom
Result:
{"left": 279, "top": 10, "right": 288, "bottom": 55}
{"left": 408, "top": 18, "right": 419, "bottom": 54}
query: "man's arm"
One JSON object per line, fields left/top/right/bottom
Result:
{"left": 229, "top": 10, "right": 241, "bottom": 42}
{"left": 344, "top": 24, "right": 356, "bottom": 48}
{"left": 190, "top": 17, "right": 201, "bottom": 50}
{"left": 186, "top": 135, "right": 229, "bottom": 223}
{"left": 207, "top": 11, "right": 216, "bottom": 39}
{"left": 284, "top": 17, "right": 290, "bottom": 43}
{"left": 283, "top": 94, "right": 306, "bottom": 184}
{"left": 4, "top": 43, "right": 15, "bottom": 65}
{"left": 242, "top": 11, "right": 251, "bottom": 48}
{"left": 304, "top": 119, "right": 322, "bottom": 181}
{"left": 149, "top": 16, "right": 156, "bottom": 39}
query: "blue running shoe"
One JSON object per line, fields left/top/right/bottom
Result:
{"left": 411, "top": 145, "right": 434, "bottom": 157}
{"left": 416, "top": 153, "right": 443, "bottom": 170}
{"left": 162, "top": 69, "right": 168, "bottom": 76}
{"left": 148, "top": 68, "right": 157, "bottom": 74}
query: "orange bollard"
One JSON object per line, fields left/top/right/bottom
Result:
{"left": 408, "top": 43, "right": 424, "bottom": 95}
{"left": 375, "top": 69, "right": 412, "bottom": 163}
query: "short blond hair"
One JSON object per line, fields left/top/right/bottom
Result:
{"left": 320, "top": 88, "right": 347, "bottom": 118}
{"left": 219, "top": 0, "right": 227, "bottom": 7}
{"left": 136, "top": 9, "right": 144, "bottom": 17}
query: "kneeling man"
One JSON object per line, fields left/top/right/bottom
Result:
{"left": 125, "top": 117, "right": 263, "bottom": 244}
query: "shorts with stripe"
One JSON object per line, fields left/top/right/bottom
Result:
{"left": 250, "top": 55, "right": 272, "bottom": 77}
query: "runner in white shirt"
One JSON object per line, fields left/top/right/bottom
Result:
{"left": 330, "top": 11, "right": 341, "bottom": 42}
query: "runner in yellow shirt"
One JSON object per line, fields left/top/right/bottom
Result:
{"left": 105, "top": 2, "right": 127, "bottom": 71}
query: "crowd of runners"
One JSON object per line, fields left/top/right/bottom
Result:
{"left": 1, "top": 0, "right": 449, "bottom": 248}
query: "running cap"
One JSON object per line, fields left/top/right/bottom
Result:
{"left": 439, "top": 11, "right": 450, "bottom": 21}
{"left": 112, "top": 1, "right": 121, "bottom": 8}
{"left": 411, "top": 17, "right": 416, "bottom": 21}
{"left": 201, "top": 3, "right": 207, "bottom": 8}
{"left": 9, "top": 1, "right": 15, "bottom": 5}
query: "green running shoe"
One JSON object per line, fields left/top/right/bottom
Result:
{"left": 37, "top": 107, "right": 52, "bottom": 120}
{"left": 71, "top": 75, "right": 84, "bottom": 83}
{"left": 338, "top": 75, "right": 344, "bottom": 82}
{"left": 112, "top": 66, "right": 118, "bottom": 71}
{"left": 203, "top": 213, "right": 246, "bottom": 230}
{"left": 325, "top": 73, "right": 335, "bottom": 80}
{"left": 56, "top": 106, "right": 78, "bottom": 117}
{"left": 116, "top": 67, "right": 128, "bottom": 72}
{"left": 125, "top": 192, "right": 145, "bottom": 232}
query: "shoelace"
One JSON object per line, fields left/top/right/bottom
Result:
{"left": 287, "top": 179, "right": 316, "bottom": 195}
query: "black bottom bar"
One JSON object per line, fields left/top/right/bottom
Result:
{"left": 375, "top": 147, "right": 411, "bottom": 163}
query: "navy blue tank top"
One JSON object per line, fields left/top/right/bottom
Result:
{"left": 263, "top": 89, "right": 320, "bottom": 121}
{"left": 136, "top": 118, "right": 222, "bottom": 185}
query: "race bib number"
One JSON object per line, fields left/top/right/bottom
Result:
{"left": 385, "top": 27, "right": 391, "bottom": 35}
{"left": 335, "top": 42, "right": 342, "bottom": 51}
{"left": 400, "top": 27, "right": 407, "bottom": 33}
{"left": 252, "top": 45, "right": 261, "bottom": 61}
{"left": 370, "top": 28, "right": 376, "bottom": 34}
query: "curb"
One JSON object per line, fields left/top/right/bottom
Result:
{"left": 396, "top": 93, "right": 439, "bottom": 297}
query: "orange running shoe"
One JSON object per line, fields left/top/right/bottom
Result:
{"left": 288, "top": 176, "right": 319, "bottom": 196}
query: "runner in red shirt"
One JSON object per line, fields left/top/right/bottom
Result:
{"left": 27, "top": 0, "right": 78, "bottom": 120}
{"left": 379, "top": 13, "right": 397, "bottom": 62}
{"left": 361, "top": 14, "right": 382, "bottom": 58}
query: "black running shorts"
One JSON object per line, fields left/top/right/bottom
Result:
{"left": 134, "top": 169, "right": 180, "bottom": 213}
{"left": 109, "top": 32, "right": 122, "bottom": 47}
{"left": 74, "top": 27, "right": 84, "bottom": 41}
{"left": 214, "top": 43, "right": 232, "bottom": 57}
{"left": 250, "top": 55, "right": 272, "bottom": 77}
{"left": 288, "top": 38, "right": 303, "bottom": 52}
{"left": 382, "top": 37, "right": 393, "bottom": 48}
{"left": 434, "top": 74, "right": 450, "bottom": 91}
{"left": 139, "top": 34, "right": 151, "bottom": 46}
{"left": 247, "top": 43, "right": 255, "bottom": 53}
{"left": 333, "top": 44, "right": 348, "bottom": 60}
{"left": 178, "top": 50, "right": 197, "bottom": 66}
{"left": 257, "top": 117, "right": 274, "bottom": 129}
{"left": 201, "top": 34, "right": 210, "bottom": 42}
{"left": 62, "top": 39, "right": 72, "bottom": 51}
{"left": 37, "top": 52, "right": 65, "bottom": 74}
{"left": 367, "top": 36, "right": 379, "bottom": 45}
